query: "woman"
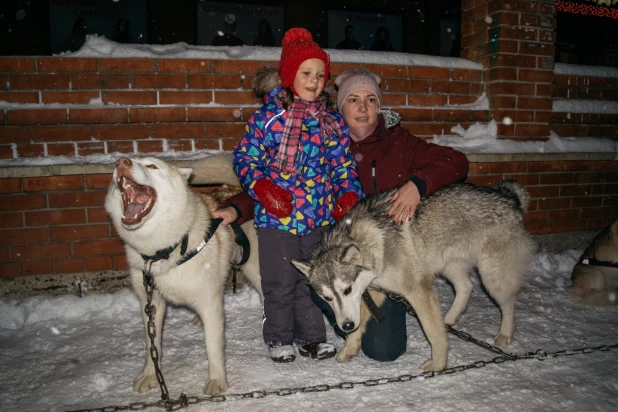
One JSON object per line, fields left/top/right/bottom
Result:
{"left": 214, "top": 68, "right": 469, "bottom": 361}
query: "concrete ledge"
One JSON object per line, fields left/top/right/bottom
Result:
{"left": 0, "top": 268, "right": 250, "bottom": 300}
{"left": 465, "top": 152, "right": 616, "bottom": 163}
{"left": 1, "top": 152, "right": 615, "bottom": 178}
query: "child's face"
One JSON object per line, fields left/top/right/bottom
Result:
{"left": 293, "top": 59, "right": 326, "bottom": 101}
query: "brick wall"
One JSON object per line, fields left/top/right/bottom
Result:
{"left": 2, "top": 154, "right": 618, "bottom": 279}
{"left": 1, "top": 56, "right": 618, "bottom": 281}
{"left": 0, "top": 57, "right": 486, "bottom": 160}
{"left": 461, "top": 0, "right": 557, "bottom": 139}
{"left": 552, "top": 70, "right": 618, "bottom": 138}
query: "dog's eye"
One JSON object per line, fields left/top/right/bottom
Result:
{"left": 343, "top": 286, "right": 352, "bottom": 295}
{"left": 322, "top": 295, "right": 332, "bottom": 302}
{"left": 146, "top": 164, "right": 158, "bottom": 169}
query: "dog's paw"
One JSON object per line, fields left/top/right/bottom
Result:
{"left": 192, "top": 315, "right": 203, "bottom": 327}
{"left": 420, "top": 358, "right": 446, "bottom": 372}
{"left": 443, "top": 314, "right": 458, "bottom": 326}
{"left": 493, "top": 333, "right": 512, "bottom": 347}
{"left": 336, "top": 344, "right": 358, "bottom": 362}
{"left": 133, "top": 370, "right": 157, "bottom": 393}
{"left": 203, "top": 378, "right": 228, "bottom": 396}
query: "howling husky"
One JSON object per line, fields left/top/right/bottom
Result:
{"left": 105, "top": 156, "right": 262, "bottom": 396}
{"left": 292, "top": 181, "right": 535, "bottom": 371}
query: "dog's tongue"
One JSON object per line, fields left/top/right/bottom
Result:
{"left": 123, "top": 202, "right": 145, "bottom": 219}
{"left": 120, "top": 179, "right": 155, "bottom": 224}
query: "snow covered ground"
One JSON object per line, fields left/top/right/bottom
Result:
{"left": 1, "top": 243, "right": 618, "bottom": 412}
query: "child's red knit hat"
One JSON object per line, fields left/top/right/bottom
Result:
{"left": 279, "top": 28, "right": 330, "bottom": 89}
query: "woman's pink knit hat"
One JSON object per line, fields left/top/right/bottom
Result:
{"left": 335, "top": 69, "right": 382, "bottom": 110}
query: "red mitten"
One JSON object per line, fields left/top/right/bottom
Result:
{"left": 332, "top": 192, "right": 359, "bottom": 221}
{"left": 253, "top": 179, "right": 293, "bottom": 218}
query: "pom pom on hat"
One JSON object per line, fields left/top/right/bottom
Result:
{"left": 335, "top": 69, "right": 382, "bottom": 110}
{"left": 279, "top": 28, "right": 330, "bottom": 89}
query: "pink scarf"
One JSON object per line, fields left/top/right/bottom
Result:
{"left": 273, "top": 91, "right": 342, "bottom": 174}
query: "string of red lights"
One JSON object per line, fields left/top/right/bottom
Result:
{"left": 556, "top": 1, "right": 618, "bottom": 19}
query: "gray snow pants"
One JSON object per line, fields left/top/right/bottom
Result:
{"left": 258, "top": 227, "right": 327, "bottom": 347}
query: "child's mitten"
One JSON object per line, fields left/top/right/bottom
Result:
{"left": 254, "top": 179, "right": 293, "bottom": 218}
{"left": 332, "top": 192, "right": 359, "bottom": 221}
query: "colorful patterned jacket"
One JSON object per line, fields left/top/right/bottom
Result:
{"left": 233, "top": 86, "right": 364, "bottom": 236}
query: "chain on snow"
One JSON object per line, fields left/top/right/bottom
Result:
{"left": 64, "top": 288, "right": 618, "bottom": 412}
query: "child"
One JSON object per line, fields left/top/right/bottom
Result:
{"left": 233, "top": 28, "right": 364, "bottom": 363}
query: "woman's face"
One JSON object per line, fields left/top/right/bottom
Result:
{"left": 341, "top": 90, "right": 380, "bottom": 128}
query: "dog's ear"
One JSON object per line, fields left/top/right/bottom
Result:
{"left": 178, "top": 168, "right": 193, "bottom": 181}
{"left": 291, "top": 259, "right": 312, "bottom": 278}
{"left": 340, "top": 244, "right": 362, "bottom": 265}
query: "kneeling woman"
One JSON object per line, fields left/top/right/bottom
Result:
{"left": 214, "top": 68, "right": 469, "bottom": 362}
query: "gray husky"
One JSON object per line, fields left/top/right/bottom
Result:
{"left": 292, "top": 181, "right": 535, "bottom": 371}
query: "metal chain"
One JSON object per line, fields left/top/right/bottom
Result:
{"left": 64, "top": 286, "right": 618, "bottom": 412}
{"left": 66, "top": 342, "right": 618, "bottom": 411}
{"left": 142, "top": 264, "right": 170, "bottom": 403}
{"left": 375, "top": 288, "right": 515, "bottom": 356}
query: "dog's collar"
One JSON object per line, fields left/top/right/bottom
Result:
{"left": 140, "top": 234, "right": 189, "bottom": 263}
{"left": 578, "top": 255, "right": 618, "bottom": 269}
{"left": 140, "top": 218, "right": 223, "bottom": 267}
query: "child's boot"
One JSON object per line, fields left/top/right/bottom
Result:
{"left": 298, "top": 343, "right": 336, "bottom": 360}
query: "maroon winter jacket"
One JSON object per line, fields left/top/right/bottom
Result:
{"left": 223, "top": 113, "right": 469, "bottom": 223}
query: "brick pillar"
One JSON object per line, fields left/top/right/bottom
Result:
{"left": 461, "top": 0, "right": 557, "bottom": 140}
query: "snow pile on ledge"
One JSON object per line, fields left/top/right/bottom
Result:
{"left": 429, "top": 120, "right": 618, "bottom": 156}
{"left": 553, "top": 99, "right": 618, "bottom": 114}
{"left": 65, "top": 35, "right": 483, "bottom": 70}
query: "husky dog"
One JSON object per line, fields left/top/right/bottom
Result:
{"left": 292, "top": 181, "right": 534, "bottom": 371}
{"left": 568, "top": 219, "right": 618, "bottom": 306}
{"left": 105, "top": 157, "right": 262, "bottom": 396}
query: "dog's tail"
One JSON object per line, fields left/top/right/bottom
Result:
{"left": 495, "top": 180, "right": 530, "bottom": 215}
{"left": 174, "top": 152, "right": 240, "bottom": 186}
{"left": 579, "top": 289, "right": 618, "bottom": 306}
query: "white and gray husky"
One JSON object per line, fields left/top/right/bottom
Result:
{"left": 292, "top": 181, "right": 535, "bottom": 372}
{"left": 105, "top": 156, "right": 262, "bottom": 396}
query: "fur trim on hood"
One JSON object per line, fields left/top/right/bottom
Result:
{"left": 252, "top": 65, "right": 336, "bottom": 105}
{"left": 252, "top": 66, "right": 281, "bottom": 98}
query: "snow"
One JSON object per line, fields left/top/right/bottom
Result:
{"left": 430, "top": 120, "right": 618, "bottom": 157}
{"left": 1, "top": 247, "right": 618, "bottom": 412}
{"left": 553, "top": 99, "right": 618, "bottom": 114}
{"left": 554, "top": 63, "right": 618, "bottom": 79}
{"left": 66, "top": 35, "right": 483, "bottom": 70}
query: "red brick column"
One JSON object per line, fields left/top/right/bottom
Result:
{"left": 461, "top": 0, "right": 557, "bottom": 139}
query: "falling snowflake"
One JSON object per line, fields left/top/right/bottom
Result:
{"left": 503, "top": 117, "right": 513, "bottom": 125}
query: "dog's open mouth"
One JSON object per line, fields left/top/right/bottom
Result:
{"left": 117, "top": 176, "right": 156, "bottom": 225}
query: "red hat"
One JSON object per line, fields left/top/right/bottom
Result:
{"left": 279, "top": 28, "right": 330, "bottom": 89}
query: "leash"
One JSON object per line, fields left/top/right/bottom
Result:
{"left": 230, "top": 221, "right": 250, "bottom": 266}
{"left": 362, "top": 290, "right": 386, "bottom": 323}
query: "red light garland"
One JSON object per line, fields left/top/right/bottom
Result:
{"left": 556, "top": 1, "right": 618, "bottom": 19}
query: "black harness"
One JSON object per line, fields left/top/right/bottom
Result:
{"left": 141, "top": 217, "right": 250, "bottom": 271}
{"left": 578, "top": 255, "right": 618, "bottom": 269}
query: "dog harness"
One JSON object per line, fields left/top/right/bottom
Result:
{"left": 578, "top": 255, "right": 618, "bottom": 269}
{"left": 140, "top": 218, "right": 250, "bottom": 268}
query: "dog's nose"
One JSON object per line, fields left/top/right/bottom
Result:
{"left": 342, "top": 321, "right": 355, "bottom": 332}
{"left": 116, "top": 157, "right": 132, "bottom": 171}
